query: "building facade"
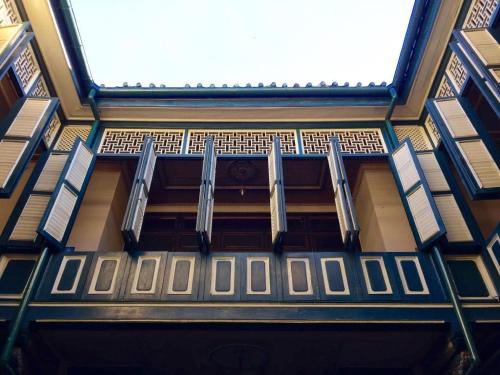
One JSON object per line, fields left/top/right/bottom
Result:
{"left": 0, "top": 0, "right": 499, "bottom": 373}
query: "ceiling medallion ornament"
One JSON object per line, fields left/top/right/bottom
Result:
{"left": 227, "top": 160, "right": 258, "bottom": 183}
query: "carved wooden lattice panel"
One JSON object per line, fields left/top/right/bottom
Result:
{"left": 425, "top": 115, "right": 440, "bottom": 147}
{"left": 464, "top": 0, "right": 498, "bottom": 29}
{"left": 0, "top": 0, "right": 20, "bottom": 25}
{"left": 394, "top": 126, "right": 433, "bottom": 151}
{"left": 187, "top": 130, "right": 297, "bottom": 154}
{"left": 54, "top": 126, "right": 91, "bottom": 151}
{"left": 31, "top": 76, "right": 50, "bottom": 97}
{"left": 13, "top": 45, "right": 41, "bottom": 92}
{"left": 44, "top": 114, "right": 61, "bottom": 148}
{"left": 436, "top": 76, "right": 454, "bottom": 98}
{"left": 446, "top": 53, "right": 468, "bottom": 92}
{"left": 301, "top": 129, "right": 386, "bottom": 154}
{"left": 98, "top": 129, "right": 184, "bottom": 154}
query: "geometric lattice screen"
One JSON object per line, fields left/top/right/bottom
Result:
{"left": 97, "top": 128, "right": 389, "bottom": 155}
{"left": 301, "top": 129, "right": 387, "bottom": 154}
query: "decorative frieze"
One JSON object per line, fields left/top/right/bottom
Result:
{"left": 98, "top": 129, "right": 184, "bottom": 154}
{"left": 187, "top": 130, "right": 297, "bottom": 154}
{"left": 301, "top": 129, "right": 386, "bottom": 154}
{"left": 394, "top": 126, "right": 433, "bottom": 151}
{"left": 446, "top": 54, "right": 468, "bottom": 92}
{"left": 31, "top": 76, "right": 50, "bottom": 97}
{"left": 54, "top": 126, "right": 91, "bottom": 151}
{"left": 435, "top": 76, "right": 454, "bottom": 98}
{"left": 464, "top": 0, "right": 498, "bottom": 29}
{"left": 0, "top": 0, "right": 20, "bottom": 25}
{"left": 44, "top": 114, "right": 62, "bottom": 148}
{"left": 13, "top": 45, "right": 41, "bottom": 93}
{"left": 425, "top": 115, "right": 440, "bottom": 147}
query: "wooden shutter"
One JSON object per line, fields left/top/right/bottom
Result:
{"left": 327, "top": 137, "right": 359, "bottom": 250}
{"left": 196, "top": 136, "right": 216, "bottom": 253}
{"left": 461, "top": 29, "right": 500, "bottom": 68}
{"left": 390, "top": 140, "right": 446, "bottom": 250}
{"left": 122, "top": 137, "right": 157, "bottom": 248}
{"left": 1, "top": 152, "right": 68, "bottom": 248}
{"left": 38, "top": 139, "right": 96, "bottom": 250}
{"left": 268, "top": 137, "right": 287, "bottom": 252}
{"left": 417, "top": 150, "right": 482, "bottom": 248}
{"left": 0, "top": 97, "right": 58, "bottom": 197}
{"left": 427, "top": 98, "right": 500, "bottom": 197}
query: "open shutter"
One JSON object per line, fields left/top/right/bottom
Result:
{"left": 38, "top": 139, "right": 96, "bottom": 250}
{"left": 196, "top": 136, "right": 216, "bottom": 253}
{"left": 327, "top": 137, "right": 359, "bottom": 250}
{"left": 1, "top": 151, "right": 68, "bottom": 249}
{"left": 417, "top": 150, "right": 483, "bottom": 249}
{"left": 426, "top": 97, "right": 500, "bottom": 198}
{"left": 458, "top": 28, "right": 500, "bottom": 95}
{"left": 390, "top": 140, "right": 446, "bottom": 250}
{"left": 0, "top": 97, "right": 58, "bottom": 197}
{"left": 122, "top": 137, "right": 157, "bottom": 249}
{"left": 268, "top": 137, "right": 287, "bottom": 252}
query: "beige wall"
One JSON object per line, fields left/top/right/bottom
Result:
{"left": 0, "top": 161, "right": 35, "bottom": 235}
{"left": 467, "top": 198, "right": 500, "bottom": 238}
{"left": 354, "top": 163, "right": 417, "bottom": 252}
{"left": 67, "top": 161, "right": 130, "bottom": 252}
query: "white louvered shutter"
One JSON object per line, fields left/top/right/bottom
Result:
{"left": 0, "top": 97, "right": 58, "bottom": 197}
{"left": 38, "top": 139, "right": 95, "bottom": 249}
{"left": 3, "top": 152, "right": 68, "bottom": 245}
{"left": 390, "top": 140, "right": 445, "bottom": 249}
{"left": 268, "top": 137, "right": 287, "bottom": 252}
{"left": 122, "top": 137, "right": 157, "bottom": 248}
{"left": 196, "top": 136, "right": 217, "bottom": 253}
{"left": 461, "top": 29, "right": 500, "bottom": 67}
{"left": 327, "top": 137, "right": 359, "bottom": 249}
{"left": 428, "top": 98, "right": 500, "bottom": 196}
{"left": 417, "top": 151, "right": 482, "bottom": 247}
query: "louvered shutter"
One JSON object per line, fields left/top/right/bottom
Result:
{"left": 0, "top": 97, "right": 58, "bottom": 197}
{"left": 1, "top": 152, "right": 68, "bottom": 248}
{"left": 426, "top": 97, "right": 500, "bottom": 197}
{"left": 196, "top": 136, "right": 216, "bottom": 253}
{"left": 327, "top": 137, "right": 359, "bottom": 250}
{"left": 417, "top": 150, "right": 483, "bottom": 249}
{"left": 122, "top": 137, "right": 157, "bottom": 249}
{"left": 460, "top": 28, "right": 500, "bottom": 86}
{"left": 390, "top": 140, "right": 446, "bottom": 250}
{"left": 268, "top": 137, "right": 287, "bottom": 252}
{"left": 38, "top": 139, "right": 96, "bottom": 250}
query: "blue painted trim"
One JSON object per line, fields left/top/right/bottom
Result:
{"left": 0, "top": 97, "right": 59, "bottom": 198}
{"left": 180, "top": 129, "right": 188, "bottom": 155}
{"left": 389, "top": 140, "right": 446, "bottom": 250}
{"left": 295, "top": 129, "right": 304, "bottom": 155}
{"left": 396, "top": 0, "right": 441, "bottom": 102}
{"left": 98, "top": 121, "right": 386, "bottom": 130}
{"left": 481, "top": 223, "right": 500, "bottom": 292}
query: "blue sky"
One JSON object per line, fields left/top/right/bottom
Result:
{"left": 70, "top": 0, "right": 415, "bottom": 88}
